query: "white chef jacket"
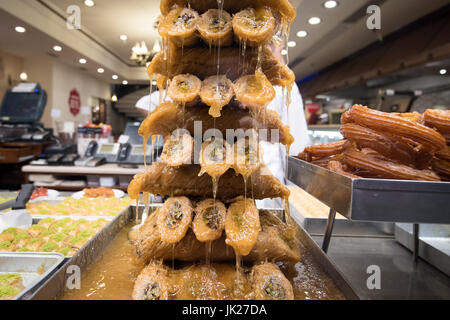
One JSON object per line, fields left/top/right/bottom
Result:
{"left": 136, "top": 84, "right": 309, "bottom": 206}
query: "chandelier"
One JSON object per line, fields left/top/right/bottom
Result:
{"left": 130, "top": 41, "right": 161, "bottom": 66}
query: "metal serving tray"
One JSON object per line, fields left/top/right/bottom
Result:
{"left": 288, "top": 157, "right": 450, "bottom": 224}
{"left": 29, "top": 205, "right": 359, "bottom": 300}
{"left": 395, "top": 223, "right": 450, "bottom": 276}
{"left": 0, "top": 252, "right": 65, "bottom": 300}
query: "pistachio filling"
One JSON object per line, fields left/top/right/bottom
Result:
{"left": 264, "top": 278, "right": 285, "bottom": 300}
{"left": 143, "top": 283, "right": 161, "bottom": 300}
{"left": 203, "top": 207, "right": 220, "bottom": 230}
{"left": 166, "top": 201, "right": 183, "bottom": 229}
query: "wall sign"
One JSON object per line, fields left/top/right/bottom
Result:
{"left": 69, "top": 89, "right": 81, "bottom": 116}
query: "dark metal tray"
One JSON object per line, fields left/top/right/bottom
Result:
{"left": 288, "top": 157, "right": 450, "bottom": 224}
{"left": 28, "top": 205, "right": 359, "bottom": 300}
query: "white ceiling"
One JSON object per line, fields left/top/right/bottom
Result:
{"left": 0, "top": 0, "right": 449, "bottom": 84}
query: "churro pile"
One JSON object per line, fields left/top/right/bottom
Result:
{"left": 298, "top": 105, "right": 450, "bottom": 181}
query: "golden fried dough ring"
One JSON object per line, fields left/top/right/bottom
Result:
{"left": 192, "top": 199, "right": 227, "bottom": 242}
{"left": 232, "top": 7, "right": 276, "bottom": 46}
{"left": 341, "top": 123, "right": 429, "bottom": 168}
{"left": 234, "top": 71, "right": 276, "bottom": 107}
{"left": 424, "top": 109, "right": 450, "bottom": 135}
{"left": 157, "top": 197, "right": 194, "bottom": 244}
{"left": 200, "top": 75, "right": 235, "bottom": 118}
{"left": 197, "top": 9, "right": 233, "bottom": 47}
{"left": 167, "top": 74, "right": 202, "bottom": 103}
{"left": 343, "top": 148, "right": 440, "bottom": 181}
{"left": 159, "top": 7, "right": 199, "bottom": 47}
{"left": 251, "top": 263, "right": 294, "bottom": 300}
{"left": 160, "top": 0, "right": 297, "bottom": 22}
{"left": 346, "top": 105, "right": 445, "bottom": 152}
{"left": 132, "top": 262, "right": 170, "bottom": 300}
{"left": 160, "top": 132, "right": 194, "bottom": 167}
{"left": 303, "top": 140, "right": 347, "bottom": 159}
{"left": 225, "top": 198, "right": 260, "bottom": 256}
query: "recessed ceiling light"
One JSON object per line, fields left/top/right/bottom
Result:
{"left": 15, "top": 26, "right": 26, "bottom": 33}
{"left": 122, "top": 80, "right": 128, "bottom": 85}
{"left": 97, "top": 68, "right": 104, "bottom": 74}
{"left": 288, "top": 41, "right": 296, "bottom": 48}
{"left": 19, "top": 72, "right": 28, "bottom": 81}
{"left": 84, "top": 0, "right": 95, "bottom": 7}
{"left": 296, "top": 30, "right": 308, "bottom": 38}
{"left": 281, "top": 49, "right": 288, "bottom": 56}
{"left": 53, "top": 45, "right": 62, "bottom": 52}
{"left": 308, "top": 17, "right": 321, "bottom": 25}
{"left": 120, "top": 35, "right": 128, "bottom": 41}
{"left": 323, "top": 1, "right": 339, "bottom": 9}
{"left": 440, "top": 69, "right": 447, "bottom": 75}
{"left": 111, "top": 94, "right": 118, "bottom": 102}
{"left": 112, "top": 75, "right": 119, "bottom": 80}
{"left": 79, "top": 58, "right": 87, "bottom": 64}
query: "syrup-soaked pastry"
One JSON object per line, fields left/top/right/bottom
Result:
{"left": 192, "top": 199, "right": 226, "bottom": 242}
{"left": 343, "top": 147, "right": 441, "bottom": 181}
{"left": 167, "top": 74, "right": 202, "bottom": 104}
{"left": 135, "top": 209, "right": 301, "bottom": 264}
{"left": 200, "top": 75, "right": 235, "bottom": 117}
{"left": 160, "top": 0, "right": 297, "bottom": 23}
{"left": 197, "top": 9, "right": 233, "bottom": 47}
{"left": 199, "top": 138, "right": 233, "bottom": 197}
{"left": 225, "top": 198, "right": 260, "bottom": 256}
{"left": 132, "top": 262, "right": 170, "bottom": 300}
{"left": 344, "top": 105, "right": 446, "bottom": 152}
{"left": 424, "top": 109, "right": 450, "bottom": 135}
{"left": 392, "top": 112, "right": 423, "bottom": 123}
{"left": 232, "top": 7, "right": 276, "bottom": 47}
{"left": 147, "top": 44, "right": 295, "bottom": 89}
{"left": 233, "top": 130, "right": 263, "bottom": 179}
{"left": 160, "top": 131, "right": 194, "bottom": 167}
{"left": 127, "top": 162, "right": 290, "bottom": 201}
{"left": 159, "top": 7, "right": 199, "bottom": 47}
{"left": 251, "top": 263, "right": 294, "bottom": 300}
{"left": 341, "top": 123, "right": 431, "bottom": 168}
{"left": 234, "top": 70, "right": 275, "bottom": 107}
{"left": 138, "top": 102, "right": 294, "bottom": 147}
{"left": 157, "top": 197, "right": 193, "bottom": 244}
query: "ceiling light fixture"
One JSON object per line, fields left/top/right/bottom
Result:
{"left": 153, "top": 41, "right": 161, "bottom": 53}
{"left": 120, "top": 35, "right": 128, "bottom": 41}
{"left": 112, "top": 75, "right": 119, "bottom": 80}
{"left": 122, "top": 80, "right": 128, "bottom": 85}
{"left": 97, "top": 68, "right": 104, "bottom": 74}
{"left": 15, "top": 26, "right": 26, "bottom": 33}
{"left": 84, "top": 0, "right": 95, "bottom": 7}
{"left": 323, "top": 1, "right": 339, "bottom": 9}
{"left": 19, "top": 72, "right": 28, "bottom": 81}
{"left": 288, "top": 41, "right": 296, "bottom": 48}
{"left": 308, "top": 17, "right": 321, "bottom": 25}
{"left": 440, "top": 69, "right": 447, "bottom": 75}
{"left": 281, "top": 49, "right": 288, "bottom": 56}
{"left": 296, "top": 30, "right": 308, "bottom": 38}
{"left": 130, "top": 41, "right": 151, "bottom": 66}
{"left": 111, "top": 94, "right": 118, "bottom": 102}
{"left": 79, "top": 58, "right": 87, "bottom": 64}
{"left": 53, "top": 45, "right": 62, "bottom": 52}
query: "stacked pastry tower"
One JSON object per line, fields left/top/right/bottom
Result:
{"left": 129, "top": 0, "right": 300, "bottom": 300}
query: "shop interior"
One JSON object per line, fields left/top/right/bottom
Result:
{"left": 0, "top": 0, "right": 449, "bottom": 301}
